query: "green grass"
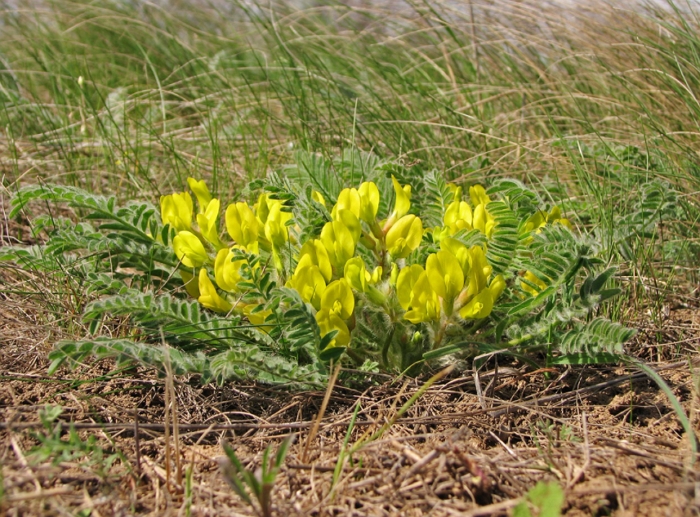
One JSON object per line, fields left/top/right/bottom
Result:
{"left": 1, "top": 0, "right": 698, "bottom": 312}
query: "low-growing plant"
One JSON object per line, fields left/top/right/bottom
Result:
{"left": 220, "top": 436, "right": 294, "bottom": 517}
{"left": 513, "top": 481, "right": 565, "bottom": 517}
{"left": 2, "top": 152, "right": 638, "bottom": 384}
{"left": 29, "top": 405, "right": 126, "bottom": 479}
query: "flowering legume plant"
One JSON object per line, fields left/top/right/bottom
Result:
{"left": 170, "top": 178, "right": 522, "bottom": 350}
{"left": 3, "top": 154, "right": 635, "bottom": 385}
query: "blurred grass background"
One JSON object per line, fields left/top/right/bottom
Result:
{"left": 1, "top": 0, "right": 698, "bottom": 312}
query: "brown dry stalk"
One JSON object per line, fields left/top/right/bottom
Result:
{"left": 302, "top": 362, "right": 341, "bottom": 463}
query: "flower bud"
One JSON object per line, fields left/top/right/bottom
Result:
{"left": 390, "top": 175, "right": 411, "bottom": 220}
{"left": 312, "top": 190, "right": 327, "bottom": 207}
{"left": 521, "top": 270, "right": 547, "bottom": 296}
{"left": 187, "top": 177, "right": 213, "bottom": 213}
{"left": 197, "top": 198, "right": 223, "bottom": 248}
{"left": 358, "top": 181, "right": 380, "bottom": 223}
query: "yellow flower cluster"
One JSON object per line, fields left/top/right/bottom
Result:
{"left": 287, "top": 176, "right": 420, "bottom": 347}
{"left": 161, "top": 175, "right": 567, "bottom": 353}
{"left": 160, "top": 178, "right": 286, "bottom": 325}
{"left": 442, "top": 184, "right": 496, "bottom": 238}
{"left": 397, "top": 241, "right": 505, "bottom": 324}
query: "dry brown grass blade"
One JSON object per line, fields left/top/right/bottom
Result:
{"left": 302, "top": 362, "right": 341, "bottom": 464}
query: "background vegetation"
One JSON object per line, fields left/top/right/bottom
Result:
{"left": 2, "top": 0, "right": 698, "bottom": 297}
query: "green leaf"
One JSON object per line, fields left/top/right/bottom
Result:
{"left": 528, "top": 481, "right": 565, "bottom": 517}
{"left": 319, "top": 346, "right": 345, "bottom": 362}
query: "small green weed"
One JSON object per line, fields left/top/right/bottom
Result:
{"left": 220, "top": 435, "right": 294, "bottom": 517}
{"left": 513, "top": 481, "right": 565, "bottom": 517}
{"left": 28, "top": 405, "right": 126, "bottom": 479}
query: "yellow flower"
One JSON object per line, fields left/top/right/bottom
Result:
{"left": 397, "top": 264, "right": 441, "bottom": 323}
{"left": 443, "top": 187, "right": 475, "bottom": 234}
{"left": 521, "top": 270, "right": 548, "bottom": 296}
{"left": 187, "top": 177, "right": 212, "bottom": 213}
{"left": 546, "top": 206, "right": 570, "bottom": 227}
{"left": 288, "top": 265, "right": 326, "bottom": 309}
{"left": 160, "top": 191, "right": 193, "bottom": 232}
{"left": 386, "top": 214, "right": 423, "bottom": 259}
{"left": 489, "top": 274, "right": 506, "bottom": 301}
{"left": 297, "top": 239, "right": 333, "bottom": 283}
{"left": 426, "top": 250, "right": 464, "bottom": 308}
{"left": 459, "top": 273, "right": 504, "bottom": 320}
{"left": 225, "top": 202, "right": 259, "bottom": 253}
{"left": 396, "top": 264, "right": 425, "bottom": 310}
{"left": 358, "top": 181, "right": 380, "bottom": 223}
{"left": 440, "top": 237, "right": 470, "bottom": 276}
{"left": 444, "top": 197, "right": 473, "bottom": 234}
{"left": 447, "top": 183, "right": 461, "bottom": 198}
{"left": 214, "top": 248, "right": 245, "bottom": 292}
{"left": 320, "top": 220, "right": 356, "bottom": 271}
{"left": 369, "top": 266, "right": 382, "bottom": 284}
{"left": 198, "top": 269, "right": 233, "bottom": 313}
{"left": 523, "top": 206, "right": 572, "bottom": 235}
{"left": 344, "top": 256, "right": 369, "bottom": 293}
{"left": 264, "top": 201, "right": 292, "bottom": 248}
{"left": 197, "top": 198, "right": 223, "bottom": 248}
{"left": 431, "top": 225, "right": 451, "bottom": 243}
{"left": 320, "top": 278, "right": 354, "bottom": 320}
{"left": 173, "top": 231, "right": 209, "bottom": 267}
{"left": 469, "top": 185, "right": 491, "bottom": 207}
{"left": 344, "top": 256, "right": 383, "bottom": 301}
{"left": 315, "top": 308, "right": 351, "bottom": 348}
{"left": 459, "top": 288, "right": 494, "bottom": 320}
{"left": 331, "top": 188, "right": 361, "bottom": 220}
{"left": 404, "top": 272, "right": 441, "bottom": 324}
{"left": 464, "top": 245, "right": 492, "bottom": 300}
{"left": 390, "top": 175, "right": 411, "bottom": 220}
{"left": 472, "top": 203, "right": 496, "bottom": 238}
{"left": 333, "top": 208, "right": 361, "bottom": 244}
